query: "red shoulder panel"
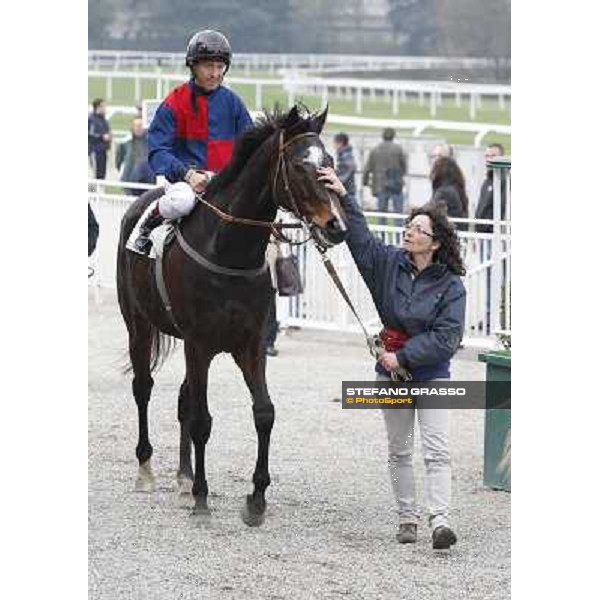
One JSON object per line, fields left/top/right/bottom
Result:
{"left": 164, "top": 83, "right": 208, "bottom": 141}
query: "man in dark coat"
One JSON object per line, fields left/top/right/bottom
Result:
{"left": 363, "top": 128, "right": 408, "bottom": 224}
{"left": 88, "top": 99, "right": 112, "bottom": 179}
{"left": 88, "top": 203, "right": 99, "bottom": 257}
{"left": 333, "top": 132, "right": 357, "bottom": 198}
{"left": 474, "top": 143, "right": 507, "bottom": 233}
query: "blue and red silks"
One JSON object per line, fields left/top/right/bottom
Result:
{"left": 148, "top": 80, "right": 253, "bottom": 182}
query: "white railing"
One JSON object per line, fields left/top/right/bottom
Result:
{"left": 89, "top": 50, "right": 509, "bottom": 74}
{"left": 88, "top": 69, "right": 510, "bottom": 119}
{"left": 88, "top": 169, "right": 510, "bottom": 346}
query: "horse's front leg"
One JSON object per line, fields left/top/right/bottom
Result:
{"left": 176, "top": 377, "right": 194, "bottom": 495}
{"left": 184, "top": 343, "right": 213, "bottom": 515}
{"left": 233, "top": 341, "right": 275, "bottom": 527}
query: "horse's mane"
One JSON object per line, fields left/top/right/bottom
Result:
{"left": 204, "top": 105, "right": 318, "bottom": 199}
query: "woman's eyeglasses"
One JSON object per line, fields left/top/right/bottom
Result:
{"left": 403, "top": 222, "right": 435, "bottom": 239}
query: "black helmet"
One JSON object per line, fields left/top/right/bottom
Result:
{"left": 185, "top": 30, "right": 231, "bottom": 70}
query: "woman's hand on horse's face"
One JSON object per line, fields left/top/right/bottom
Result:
{"left": 379, "top": 351, "right": 400, "bottom": 372}
{"left": 317, "top": 167, "right": 347, "bottom": 197}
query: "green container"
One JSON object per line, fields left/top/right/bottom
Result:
{"left": 478, "top": 352, "right": 511, "bottom": 491}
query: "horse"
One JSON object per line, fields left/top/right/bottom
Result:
{"left": 116, "top": 105, "right": 348, "bottom": 525}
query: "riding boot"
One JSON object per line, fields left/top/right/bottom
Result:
{"left": 134, "top": 208, "right": 164, "bottom": 255}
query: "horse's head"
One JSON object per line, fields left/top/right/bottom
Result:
{"left": 272, "top": 106, "right": 348, "bottom": 249}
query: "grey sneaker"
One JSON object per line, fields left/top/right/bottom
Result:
{"left": 432, "top": 525, "right": 457, "bottom": 549}
{"left": 396, "top": 523, "right": 417, "bottom": 544}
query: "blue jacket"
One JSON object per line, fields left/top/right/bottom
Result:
{"left": 88, "top": 113, "right": 110, "bottom": 155}
{"left": 340, "top": 193, "right": 466, "bottom": 381}
{"left": 335, "top": 145, "right": 357, "bottom": 196}
{"left": 148, "top": 80, "right": 252, "bottom": 182}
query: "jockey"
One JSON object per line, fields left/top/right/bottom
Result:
{"left": 134, "top": 29, "right": 253, "bottom": 254}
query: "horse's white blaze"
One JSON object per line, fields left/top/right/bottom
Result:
{"left": 303, "top": 146, "right": 324, "bottom": 167}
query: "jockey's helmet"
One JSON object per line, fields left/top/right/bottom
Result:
{"left": 185, "top": 30, "right": 231, "bottom": 71}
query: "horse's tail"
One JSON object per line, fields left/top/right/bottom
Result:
{"left": 149, "top": 326, "right": 178, "bottom": 373}
{"left": 122, "top": 324, "right": 178, "bottom": 375}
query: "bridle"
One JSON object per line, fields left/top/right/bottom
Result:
{"left": 193, "top": 129, "right": 326, "bottom": 247}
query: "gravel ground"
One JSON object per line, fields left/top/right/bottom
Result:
{"left": 89, "top": 288, "right": 510, "bottom": 600}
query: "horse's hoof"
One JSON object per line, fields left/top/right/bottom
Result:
{"left": 192, "top": 505, "right": 212, "bottom": 517}
{"left": 177, "top": 477, "right": 193, "bottom": 496}
{"left": 134, "top": 461, "right": 155, "bottom": 493}
{"left": 191, "top": 496, "right": 211, "bottom": 516}
{"left": 241, "top": 495, "right": 266, "bottom": 527}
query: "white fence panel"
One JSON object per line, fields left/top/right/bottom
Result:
{"left": 88, "top": 170, "right": 510, "bottom": 345}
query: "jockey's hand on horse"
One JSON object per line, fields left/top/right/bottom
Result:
{"left": 317, "top": 167, "right": 347, "bottom": 197}
{"left": 185, "top": 169, "right": 210, "bottom": 194}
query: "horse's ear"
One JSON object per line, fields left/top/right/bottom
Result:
{"left": 312, "top": 106, "right": 328, "bottom": 134}
{"left": 285, "top": 105, "right": 300, "bottom": 128}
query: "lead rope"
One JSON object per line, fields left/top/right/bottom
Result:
{"left": 314, "top": 244, "right": 412, "bottom": 382}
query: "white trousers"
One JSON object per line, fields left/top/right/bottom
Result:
{"left": 157, "top": 181, "right": 197, "bottom": 219}
{"left": 377, "top": 373, "right": 451, "bottom": 529}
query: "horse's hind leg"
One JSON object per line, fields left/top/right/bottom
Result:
{"left": 176, "top": 378, "right": 194, "bottom": 495}
{"left": 233, "top": 344, "right": 275, "bottom": 527}
{"left": 128, "top": 316, "right": 156, "bottom": 492}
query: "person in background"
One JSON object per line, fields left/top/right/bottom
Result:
{"left": 429, "top": 142, "right": 454, "bottom": 165}
{"left": 333, "top": 132, "right": 357, "bottom": 199}
{"left": 474, "top": 143, "right": 507, "bottom": 233}
{"left": 116, "top": 117, "right": 150, "bottom": 194}
{"left": 317, "top": 165, "right": 466, "bottom": 551}
{"left": 264, "top": 240, "right": 280, "bottom": 357}
{"left": 474, "top": 142, "right": 508, "bottom": 334}
{"left": 88, "top": 99, "right": 112, "bottom": 179}
{"left": 362, "top": 128, "right": 408, "bottom": 225}
{"left": 88, "top": 203, "right": 99, "bottom": 257}
{"left": 430, "top": 156, "right": 469, "bottom": 231}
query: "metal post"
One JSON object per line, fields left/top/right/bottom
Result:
{"left": 499, "top": 94, "right": 505, "bottom": 110}
{"left": 490, "top": 166, "right": 502, "bottom": 334}
{"left": 455, "top": 91, "right": 461, "bottom": 107}
{"left": 135, "top": 76, "right": 141, "bottom": 102}
{"left": 504, "top": 170, "right": 511, "bottom": 330}
{"left": 321, "top": 86, "right": 328, "bottom": 110}
{"left": 469, "top": 93, "right": 476, "bottom": 120}
{"left": 392, "top": 89, "right": 399, "bottom": 115}
{"left": 106, "top": 77, "right": 112, "bottom": 101}
{"left": 429, "top": 92, "right": 436, "bottom": 117}
{"left": 255, "top": 82, "right": 263, "bottom": 111}
{"left": 355, "top": 87, "right": 363, "bottom": 114}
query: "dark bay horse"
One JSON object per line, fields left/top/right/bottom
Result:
{"left": 116, "top": 106, "right": 348, "bottom": 525}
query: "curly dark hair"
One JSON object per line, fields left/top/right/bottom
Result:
{"left": 429, "top": 156, "right": 469, "bottom": 216}
{"left": 407, "top": 202, "right": 466, "bottom": 276}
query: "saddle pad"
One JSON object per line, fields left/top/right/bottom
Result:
{"left": 125, "top": 200, "right": 175, "bottom": 259}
